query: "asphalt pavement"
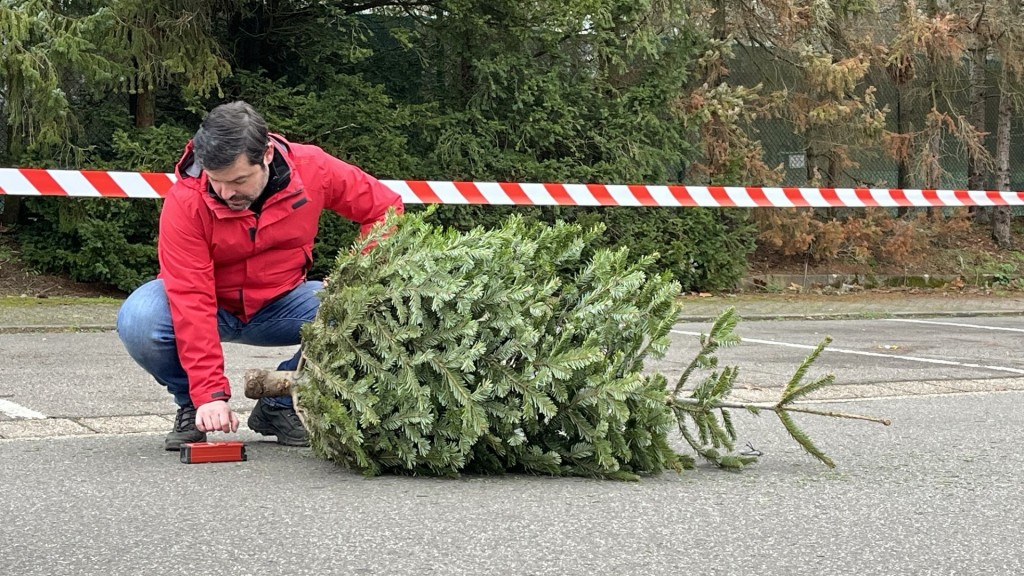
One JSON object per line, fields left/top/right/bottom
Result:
{"left": 3, "top": 291, "right": 1024, "bottom": 575}
{"left": 3, "top": 393, "right": 1022, "bottom": 575}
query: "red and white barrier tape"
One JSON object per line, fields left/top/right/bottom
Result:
{"left": 2, "top": 167, "right": 1024, "bottom": 207}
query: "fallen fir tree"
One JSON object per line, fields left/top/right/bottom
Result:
{"left": 289, "top": 209, "right": 889, "bottom": 479}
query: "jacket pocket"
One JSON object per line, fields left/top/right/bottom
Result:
{"left": 302, "top": 246, "right": 313, "bottom": 278}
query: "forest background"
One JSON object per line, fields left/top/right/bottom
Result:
{"left": 3, "top": 0, "right": 1024, "bottom": 296}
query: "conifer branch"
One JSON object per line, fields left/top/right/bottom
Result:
{"left": 676, "top": 396, "right": 894, "bottom": 426}
{"left": 672, "top": 306, "right": 740, "bottom": 396}
{"left": 667, "top": 312, "right": 889, "bottom": 469}
{"left": 768, "top": 405, "right": 893, "bottom": 426}
{"left": 780, "top": 374, "right": 837, "bottom": 406}
{"left": 780, "top": 337, "right": 833, "bottom": 404}
{"left": 776, "top": 410, "right": 835, "bottom": 468}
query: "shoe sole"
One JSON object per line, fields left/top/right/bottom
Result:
{"left": 164, "top": 435, "right": 206, "bottom": 451}
{"left": 248, "top": 419, "right": 309, "bottom": 447}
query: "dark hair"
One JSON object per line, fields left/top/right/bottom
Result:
{"left": 192, "top": 101, "right": 269, "bottom": 170}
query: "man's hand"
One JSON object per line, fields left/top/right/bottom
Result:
{"left": 195, "top": 400, "right": 240, "bottom": 433}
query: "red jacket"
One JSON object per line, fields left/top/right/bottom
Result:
{"left": 158, "top": 134, "right": 403, "bottom": 406}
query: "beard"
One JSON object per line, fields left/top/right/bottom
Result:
{"left": 222, "top": 163, "right": 269, "bottom": 211}
{"left": 226, "top": 197, "right": 255, "bottom": 211}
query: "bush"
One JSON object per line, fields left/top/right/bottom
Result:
{"left": 16, "top": 124, "right": 191, "bottom": 292}
{"left": 568, "top": 207, "right": 756, "bottom": 292}
{"left": 756, "top": 207, "right": 932, "bottom": 266}
{"left": 18, "top": 198, "right": 160, "bottom": 292}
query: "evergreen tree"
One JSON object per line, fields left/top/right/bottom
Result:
{"left": 0, "top": 0, "right": 118, "bottom": 161}
{"left": 295, "top": 211, "right": 889, "bottom": 479}
{"left": 97, "top": 0, "right": 231, "bottom": 127}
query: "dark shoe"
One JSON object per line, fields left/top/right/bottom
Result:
{"left": 247, "top": 400, "right": 309, "bottom": 447}
{"left": 165, "top": 403, "right": 206, "bottom": 451}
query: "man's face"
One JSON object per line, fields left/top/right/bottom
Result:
{"left": 205, "top": 144, "right": 274, "bottom": 211}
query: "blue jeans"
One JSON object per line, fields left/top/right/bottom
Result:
{"left": 117, "top": 279, "right": 322, "bottom": 408}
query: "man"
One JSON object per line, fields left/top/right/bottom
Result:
{"left": 117, "top": 101, "right": 403, "bottom": 450}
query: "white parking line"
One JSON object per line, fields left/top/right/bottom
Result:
{"left": 670, "top": 330, "right": 1024, "bottom": 375}
{"left": 0, "top": 399, "right": 47, "bottom": 419}
{"left": 884, "top": 318, "right": 1024, "bottom": 333}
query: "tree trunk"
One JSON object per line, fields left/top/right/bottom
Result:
{"left": 896, "top": 87, "right": 911, "bottom": 218}
{"left": 968, "top": 35, "right": 990, "bottom": 224}
{"left": 967, "top": 46, "right": 988, "bottom": 190}
{"left": 244, "top": 369, "right": 297, "bottom": 398}
{"left": 927, "top": 125, "right": 943, "bottom": 221}
{"left": 992, "top": 66, "right": 1013, "bottom": 249}
{"left": 133, "top": 88, "right": 156, "bottom": 129}
{"left": 2, "top": 125, "right": 25, "bottom": 228}
{"left": 806, "top": 145, "right": 832, "bottom": 219}
{"left": 0, "top": 196, "right": 21, "bottom": 229}
{"left": 712, "top": 0, "right": 727, "bottom": 40}
{"left": 805, "top": 145, "right": 819, "bottom": 184}
{"left": 826, "top": 153, "right": 839, "bottom": 187}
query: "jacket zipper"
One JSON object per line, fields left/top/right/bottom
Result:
{"left": 249, "top": 213, "right": 259, "bottom": 243}
{"left": 243, "top": 214, "right": 259, "bottom": 315}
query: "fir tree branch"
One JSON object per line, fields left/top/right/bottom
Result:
{"left": 781, "top": 336, "right": 833, "bottom": 402}
{"left": 776, "top": 410, "right": 835, "bottom": 468}
{"left": 669, "top": 389, "right": 889, "bottom": 469}
{"left": 681, "top": 399, "right": 893, "bottom": 426}
{"left": 722, "top": 408, "right": 736, "bottom": 439}
{"left": 667, "top": 321, "right": 890, "bottom": 469}
{"left": 779, "top": 374, "right": 837, "bottom": 407}
{"left": 770, "top": 405, "right": 893, "bottom": 426}
{"left": 674, "top": 409, "right": 753, "bottom": 469}
{"left": 671, "top": 307, "right": 740, "bottom": 396}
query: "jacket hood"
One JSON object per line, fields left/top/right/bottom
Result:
{"left": 173, "top": 140, "right": 203, "bottom": 183}
{"left": 172, "top": 134, "right": 295, "bottom": 206}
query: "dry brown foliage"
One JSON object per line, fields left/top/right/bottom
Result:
{"left": 755, "top": 207, "right": 973, "bottom": 267}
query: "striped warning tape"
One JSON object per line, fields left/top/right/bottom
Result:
{"left": 2, "top": 167, "right": 1024, "bottom": 207}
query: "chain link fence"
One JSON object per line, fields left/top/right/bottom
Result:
{"left": 742, "top": 57, "right": 1024, "bottom": 192}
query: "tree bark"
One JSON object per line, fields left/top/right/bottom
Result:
{"left": 927, "top": 124, "right": 943, "bottom": 220}
{"left": 993, "top": 65, "right": 1013, "bottom": 249}
{"left": 0, "top": 196, "right": 21, "bottom": 228}
{"left": 967, "top": 45, "right": 988, "bottom": 191}
{"left": 244, "top": 369, "right": 297, "bottom": 398}
{"left": 896, "top": 87, "right": 910, "bottom": 218}
{"left": 2, "top": 124, "right": 25, "bottom": 227}
{"left": 712, "top": 0, "right": 727, "bottom": 40}
{"left": 967, "top": 29, "right": 990, "bottom": 224}
{"left": 133, "top": 88, "right": 156, "bottom": 129}
{"left": 826, "top": 153, "right": 839, "bottom": 187}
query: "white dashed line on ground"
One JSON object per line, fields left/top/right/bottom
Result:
{"left": 670, "top": 330, "right": 1024, "bottom": 375}
{"left": 884, "top": 318, "right": 1024, "bottom": 333}
{"left": 0, "top": 399, "right": 47, "bottom": 419}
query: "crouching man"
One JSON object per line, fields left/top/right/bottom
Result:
{"left": 117, "top": 101, "right": 403, "bottom": 450}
